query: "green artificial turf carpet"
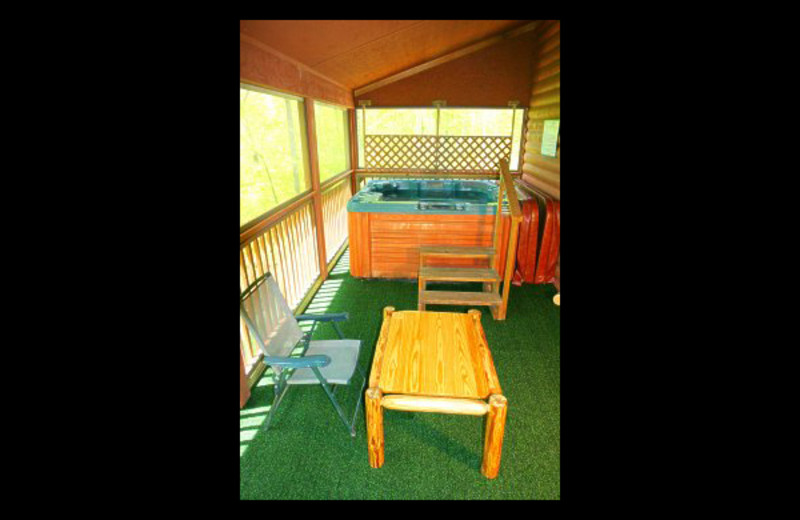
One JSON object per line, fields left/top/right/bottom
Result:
{"left": 240, "top": 248, "right": 560, "bottom": 500}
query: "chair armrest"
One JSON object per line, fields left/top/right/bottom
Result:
{"left": 295, "top": 312, "right": 349, "bottom": 323}
{"left": 263, "top": 355, "right": 331, "bottom": 368}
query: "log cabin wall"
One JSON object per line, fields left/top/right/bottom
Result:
{"left": 353, "top": 30, "right": 538, "bottom": 107}
{"left": 521, "top": 20, "right": 560, "bottom": 199}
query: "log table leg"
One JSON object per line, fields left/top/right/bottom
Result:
{"left": 366, "top": 387, "right": 384, "bottom": 468}
{"left": 481, "top": 394, "right": 508, "bottom": 479}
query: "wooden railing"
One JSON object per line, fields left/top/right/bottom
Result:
{"left": 494, "top": 158, "right": 522, "bottom": 319}
{"left": 321, "top": 177, "right": 351, "bottom": 263}
{"left": 239, "top": 198, "right": 320, "bottom": 373}
{"left": 239, "top": 91, "right": 359, "bottom": 405}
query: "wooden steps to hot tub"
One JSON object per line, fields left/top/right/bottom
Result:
{"left": 419, "top": 289, "right": 502, "bottom": 307}
{"left": 418, "top": 246, "right": 497, "bottom": 258}
{"left": 418, "top": 247, "right": 503, "bottom": 316}
{"left": 419, "top": 266, "right": 500, "bottom": 283}
{"left": 417, "top": 159, "right": 522, "bottom": 320}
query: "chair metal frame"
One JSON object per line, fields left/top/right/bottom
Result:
{"left": 240, "top": 272, "right": 367, "bottom": 437}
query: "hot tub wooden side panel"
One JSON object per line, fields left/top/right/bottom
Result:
{"left": 348, "top": 212, "right": 511, "bottom": 279}
{"left": 348, "top": 211, "right": 371, "bottom": 277}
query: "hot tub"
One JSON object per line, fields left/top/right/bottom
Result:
{"left": 347, "top": 179, "right": 513, "bottom": 279}
{"left": 348, "top": 179, "right": 499, "bottom": 214}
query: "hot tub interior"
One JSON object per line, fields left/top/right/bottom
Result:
{"left": 364, "top": 179, "right": 498, "bottom": 203}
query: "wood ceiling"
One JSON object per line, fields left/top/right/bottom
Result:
{"left": 239, "top": 20, "right": 535, "bottom": 91}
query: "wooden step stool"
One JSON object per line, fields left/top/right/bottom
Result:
{"left": 418, "top": 247, "right": 503, "bottom": 316}
{"left": 416, "top": 160, "right": 522, "bottom": 320}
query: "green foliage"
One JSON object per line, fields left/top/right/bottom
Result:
{"left": 240, "top": 87, "right": 309, "bottom": 227}
{"left": 314, "top": 102, "right": 350, "bottom": 182}
{"left": 439, "top": 108, "right": 514, "bottom": 136}
{"left": 364, "top": 108, "right": 437, "bottom": 135}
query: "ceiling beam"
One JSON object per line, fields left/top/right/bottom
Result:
{"left": 354, "top": 20, "right": 542, "bottom": 98}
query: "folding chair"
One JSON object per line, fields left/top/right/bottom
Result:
{"left": 240, "top": 272, "right": 367, "bottom": 437}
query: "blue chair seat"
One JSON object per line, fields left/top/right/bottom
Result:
{"left": 287, "top": 339, "right": 361, "bottom": 385}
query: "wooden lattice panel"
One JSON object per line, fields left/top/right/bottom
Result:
{"left": 438, "top": 136, "right": 512, "bottom": 173}
{"left": 364, "top": 135, "right": 512, "bottom": 173}
{"left": 365, "top": 135, "right": 439, "bottom": 171}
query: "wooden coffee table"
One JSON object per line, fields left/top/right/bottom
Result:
{"left": 365, "top": 307, "right": 507, "bottom": 479}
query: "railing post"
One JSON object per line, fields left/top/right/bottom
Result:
{"left": 304, "top": 99, "right": 328, "bottom": 279}
{"left": 493, "top": 173, "right": 505, "bottom": 272}
{"left": 349, "top": 109, "right": 358, "bottom": 195}
{"left": 498, "top": 159, "right": 522, "bottom": 320}
{"left": 433, "top": 100, "right": 445, "bottom": 171}
{"left": 358, "top": 100, "right": 370, "bottom": 173}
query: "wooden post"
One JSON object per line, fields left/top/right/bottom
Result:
{"left": 304, "top": 100, "right": 328, "bottom": 279}
{"left": 369, "top": 306, "right": 394, "bottom": 387}
{"left": 492, "top": 176, "right": 505, "bottom": 272}
{"left": 481, "top": 394, "right": 508, "bottom": 479}
{"left": 348, "top": 109, "right": 358, "bottom": 195}
{"left": 366, "top": 387, "right": 384, "bottom": 468}
{"left": 489, "top": 170, "right": 506, "bottom": 320}
{"left": 468, "top": 309, "right": 503, "bottom": 395}
{"left": 497, "top": 159, "right": 522, "bottom": 320}
{"left": 498, "top": 219, "right": 520, "bottom": 320}
{"left": 367, "top": 306, "right": 392, "bottom": 468}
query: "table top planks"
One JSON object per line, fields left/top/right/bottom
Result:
{"left": 371, "top": 309, "right": 500, "bottom": 399}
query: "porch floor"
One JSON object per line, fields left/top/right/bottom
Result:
{"left": 240, "top": 248, "right": 560, "bottom": 499}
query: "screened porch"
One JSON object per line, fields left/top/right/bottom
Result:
{"left": 239, "top": 19, "right": 560, "bottom": 500}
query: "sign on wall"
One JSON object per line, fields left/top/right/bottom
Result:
{"left": 541, "top": 119, "right": 560, "bottom": 157}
